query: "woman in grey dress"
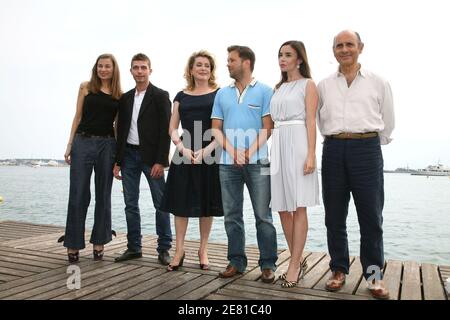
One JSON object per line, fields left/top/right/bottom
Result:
{"left": 270, "top": 41, "right": 319, "bottom": 287}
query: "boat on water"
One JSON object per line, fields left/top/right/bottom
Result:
{"left": 411, "top": 163, "right": 450, "bottom": 177}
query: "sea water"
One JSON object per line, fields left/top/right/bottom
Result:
{"left": 0, "top": 166, "right": 449, "bottom": 266}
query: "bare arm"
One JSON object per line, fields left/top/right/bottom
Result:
{"left": 304, "top": 79, "right": 318, "bottom": 175}
{"left": 64, "top": 82, "right": 88, "bottom": 164}
{"left": 169, "top": 101, "right": 194, "bottom": 163}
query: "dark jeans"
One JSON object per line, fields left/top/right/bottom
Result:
{"left": 121, "top": 147, "right": 172, "bottom": 253}
{"left": 219, "top": 163, "right": 278, "bottom": 272}
{"left": 64, "top": 134, "right": 116, "bottom": 250}
{"left": 322, "top": 136, "right": 385, "bottom": 280}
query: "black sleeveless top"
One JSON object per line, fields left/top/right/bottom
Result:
{"left": 76, "top": 91, "right": 119, "bottom": 136}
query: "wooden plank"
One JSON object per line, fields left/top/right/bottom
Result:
{"left": 422, "top": 263, "right": 446, "bottom": 300}
{"left": 216, "top": 288, "right": 287, "bottom": 300}
{"left": 0, "top": 248, "right": 67, "bottom": 266}
{"left": 5, "top": 263, "right": 129, "bottom": 300}
{"left": 0, "top": 224, "right": 62, "bottom": 234}
{"left": 299, "top": 255, "right": 330, "bottom": 288}
{"left": 0, "top": 260, "right": 106, "bottom": 298}
{"left": 0, "top": 260, "right": 50, "bottom": 273}
{"left": 155, "top": 274, "right": 216, "bottom": 300}
{"left": 234, "top": 279, "right": 367, "bottom": 300}
{"left": 0, "top": 274, "right": 21, "bottom": 282}
{"left": 36, "top": 265, "right": 148, "bottom": 300}
{"left": 0, "top": 228, "right": 62, "bottom": 237}
{"left": 383, "top": 260, "right": 403, "bottom": 300}
{"left": 105, "top": 270, "right": 190, "bottom": 300}
{"left": 0, "top": 220, "right": 447, "bottom": 302}
{"left": 0, "top": 232, "right": 67, "bottom": 248}
{"left": 224, "top": 283, "right": 331, "bottom": 300}
{"left": 0, "top": 246, "right": 70, "bottom": 261}
{"left": 0, "top": 266, "right": 34, "bottom": 277}
{"left": 0, "top": 260, "right": 90, "bottom": 293}
{"left": 401, "top": 261, "right": 422, "bottom": 300}
{"left": 204, "top": 293, "right": 248, "bottom": 300}
{"left": 0, "top": 230, "right": 62, "bottom": 240}
{"left": 130, "top": 272, "right": 200, "bottom": 300}
{"left": 0, "top": 220, "right": 64, "bottom": 230}
{"left": 80, "top": 268, "right": 167, "bottom": 300}
{"left": 180, "top": 277, "right": 237, "bottom": 300}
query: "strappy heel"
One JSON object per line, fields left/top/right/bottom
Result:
{"left": 281, "top": 258, "right": 308, "bottom": 288}
{"left": 67, "top": 251, "right": 79, "bottom": 263}
{"left": 167, "top": 252, "right": 185, "bottom": 271}
{"left": 280, "top": 258, "right": 308, "bottom": 280}
{"left": 281, "top": 268, "right": 301, "bottom": 288}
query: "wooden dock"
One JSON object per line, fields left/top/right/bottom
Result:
{"left": 0, "top": 220, "right": 448, "bottom": 300}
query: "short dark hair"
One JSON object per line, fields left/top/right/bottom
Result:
{"left": 227, "top": 45, "right": 255, "bottom": 72}
{"left": 131, "top": 53, "right": 151, "bottom": 68}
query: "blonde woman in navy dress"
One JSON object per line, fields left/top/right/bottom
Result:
{"left": 161, "top": 51, "right": 223, "bottom": 271}
{"left": 270, "top": 41, "right": 320, "bottom": 287}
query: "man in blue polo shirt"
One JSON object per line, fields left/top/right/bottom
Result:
{"left": 211, "top": 45, "right": 278, "bottom": 283}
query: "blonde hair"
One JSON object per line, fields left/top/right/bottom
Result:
{"left": 88, "top": 53, "right": 122, "bottom": 100}
{"left": 184, "top": 50, "right": 218, "bottom": 91}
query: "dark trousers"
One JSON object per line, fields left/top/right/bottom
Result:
{"left": 64, "top": 135, "right": 116, "bottom": 249}
{"left": 121, "top": 147, "right": 172, "bottom": 253}
{"left": 322, "top": 136, "right": 385, "bottom": 280}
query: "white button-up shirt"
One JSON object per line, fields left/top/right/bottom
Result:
{"left": 126, "top": 89, "right": 146, "bottom": 145}
{"left": 317, "top": 68, "right": 395, "bottom": 145}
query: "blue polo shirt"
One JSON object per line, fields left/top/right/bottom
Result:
{"left": 211, "top": 79, "right": 273, "bottom": 165}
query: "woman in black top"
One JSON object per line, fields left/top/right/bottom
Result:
{"left": 63, "top": 53, "right": 122, "bottom": 263}
{"left": 161, "top": 50, "right": 223, "bottom": 271}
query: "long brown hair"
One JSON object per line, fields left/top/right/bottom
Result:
{"left": 184, "top": 50, "right": 218, "bottom": 91}
{"left": 88, "top": 53, "right": 122, "bottom": 100}
{"left": 275, "top": 41, "right": 312, "bottom": 89}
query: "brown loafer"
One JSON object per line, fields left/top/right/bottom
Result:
{"left": 219, "top": 264, "right": 242, "bottom": 278}
{"left": 368, "top": 280, "right": 390, "bottom": 300}
{"left": 260, "top": 268, "right": 275, "bottom": 283}
{"left": 325, "top": 271, "right": 346, "bottom": 292}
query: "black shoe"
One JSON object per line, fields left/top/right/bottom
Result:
{"left": 67, "top": 251, "right": 79, "bottom": 264}
{"left": 167, "top": 252, "right": 185, "bottom": 271}
{"left": 158, "top": 250, "right": 171, "bottom": 265}
{"left": 93, "top": 249, "right": 104, "bottom": 261}
{"left": 114, "top": 249, "right": 142, "bottom": 262}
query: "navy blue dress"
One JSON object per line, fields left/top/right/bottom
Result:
{"left": 161, "top": 90, "right": 223, "bottom": 217}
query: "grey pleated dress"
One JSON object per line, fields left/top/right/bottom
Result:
{"left": 270, "top": 79, "right": 320, "bottom": 212}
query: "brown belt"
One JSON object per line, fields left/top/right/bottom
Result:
{"left": 327, "top": 132, "right": 378, "bottom": 139}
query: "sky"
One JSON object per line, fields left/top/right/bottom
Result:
{"left": 1, "top": 0, "right": 449, "bottom": 170}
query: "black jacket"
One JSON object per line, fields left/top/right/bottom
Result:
{"left": 115, "top": 83, "right": 171, "bottom": 167}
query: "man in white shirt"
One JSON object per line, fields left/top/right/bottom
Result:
{"left": 317, "top": 30, "right": 394, "bottom": 300}
{"left": 113, "top": 53, "right": 172, "bottom": 265}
